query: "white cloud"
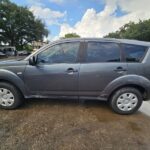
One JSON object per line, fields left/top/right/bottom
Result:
{"left": 59, "top": 0, "right": 150, "bottom": 37}
{"left": 44, "top": 34, "right": 59, "bottom": 42}
{"left": 30, "top": 6, "right": 67, "bottom": 25}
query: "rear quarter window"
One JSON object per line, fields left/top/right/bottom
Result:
{"left": 122, "top": 44, "right": 148, "bottom": 62}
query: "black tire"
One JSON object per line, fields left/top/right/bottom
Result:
{"left": 109, "top": 87, "right": 143, "bottom": 115}
{"left": 0, "top": 82, "right": 23, "bottom": 109}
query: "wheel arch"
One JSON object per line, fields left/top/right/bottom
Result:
{"left": 0, "top": 69, "right": 26, "bottom": 97}
{"left": 108, "top": 84, "right": 147, "bottom": 101}
{"left": 0, "top": 79, "right": 25, "bottom": 98}
{"left": 101, "top": 75, "right": 150, "bottom": 101}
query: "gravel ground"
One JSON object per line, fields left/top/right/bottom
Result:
{"left": 0, "top": 99, "right": 150, "bottom": 150}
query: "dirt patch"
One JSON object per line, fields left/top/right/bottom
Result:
{"left": 0, "top": 99, "right": 150, "bottom": 150}
{"left": 128, "top": 122, "right": 142, "bottom": 132}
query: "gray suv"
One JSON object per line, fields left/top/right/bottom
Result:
{"left": 0, "top": 38, "right": 150, "bottom": 115}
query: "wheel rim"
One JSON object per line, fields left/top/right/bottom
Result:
{"left": 0, "top": 88, "right": 15, "bottom": 107}
{"left": 116, "top": 93, "right": 138, "bottom": 112}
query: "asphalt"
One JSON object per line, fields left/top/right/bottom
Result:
{"left": 0, "top": 99, "right": 150, "bottom": 150}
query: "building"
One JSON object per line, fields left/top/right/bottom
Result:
{"left": 32, "top": 41, "right": 49, "bottom": 51}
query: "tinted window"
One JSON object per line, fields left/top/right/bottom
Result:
{"left": 86, "top": 42, "right": 120, "bottom": 62}
{"left": 123, "top": 44, "right": 147, "bottom": 62}
{"left": 38, "top": 42, "right": 80, "bottom": 64}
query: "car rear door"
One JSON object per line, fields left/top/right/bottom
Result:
{"left": 78, "top": 41, "right": 128, "bottom": 97}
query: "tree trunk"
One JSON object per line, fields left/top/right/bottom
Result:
{"left": 10, "top": 37, "right": 15, "bottom": 46}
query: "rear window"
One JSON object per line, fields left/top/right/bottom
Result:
{"left": 86, "top": 42, "right": 121, "bottom": 63}
{"left": 122, "top": 44, "right": 147, "bottom": 62}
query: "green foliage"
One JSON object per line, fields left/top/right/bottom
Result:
{"left": 104, "top": 20, "right": 150, "bottom": 41}
{"left": 63, "top": 33, "right": 80, "bottom": 38}
{"left": 0, "top": 0, "right": 49, "bottom": 50}
{"left": 24, "top": 44, "right": 33, "bottom": 52}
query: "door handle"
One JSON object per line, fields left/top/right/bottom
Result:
{"left": 114, "top": 67, "right": 127, "bottom": 72}
{"left": 66, "top": 68, "right": 78, "bottom": 74}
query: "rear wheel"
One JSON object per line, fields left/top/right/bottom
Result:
{"left": 0, "top": 82, "right": 23, "bottom": 109}
{"left": 109, "top": 87, "right": 143, "bottom": 115}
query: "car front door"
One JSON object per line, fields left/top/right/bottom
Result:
{"left": 24, "top": 42, "right": 81, "bottom": 97}
{"left": 79, "top": 41, "right": 128, "bottom": 97}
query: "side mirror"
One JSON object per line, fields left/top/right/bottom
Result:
{"left": 29, "top": 56, "right": 37, "bottom": 66}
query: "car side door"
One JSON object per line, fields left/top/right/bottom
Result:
{"left": 78, "top": 41, "right": 128, "bottom": 98}
{"left": 24, "top": 41, "right": 81, "bottom": 97}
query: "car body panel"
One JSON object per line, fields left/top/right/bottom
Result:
{"left": 101, "top": 75, "right": 150, "bottom": 99}
{"left": 24, "top": 63, "right": 80, "bottom": 97}
{"left": 0, "top": 69, "right": 26, "bottom": 95}
{"left": 78, "top": 62, "right": 127, "bottom": 96}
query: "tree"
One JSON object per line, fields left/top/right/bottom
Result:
{"left": 104, "top": 20, "right": 150, "bottom": 42}
{"left": 63, "top": 33, "right": 80, "bottom": 38}
{"left": 0, "top": 0, "right": 49, "bottom": 49}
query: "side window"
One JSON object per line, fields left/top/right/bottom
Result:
{"left": 37, "top": 42, "right": 80, "bottom": 64}
{"left": 86, "top": 42, "right": 121, "bottom": 62}
{"left": 122, "top": 44, "right": 147, "bottom": 62}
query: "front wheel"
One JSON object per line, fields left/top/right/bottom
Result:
{"left": 109, "top": 88, "right": 143, "bottom": 115}
{"left": 0, "top": 82, "right": 23, "bottom": 109}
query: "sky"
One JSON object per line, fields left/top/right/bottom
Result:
{"left": 10, "top": 0, "right": 150, "bottom": 41}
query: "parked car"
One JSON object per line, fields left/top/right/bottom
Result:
{"left": 0, "top": 51, "right": 7, "bottom": 59}
{"left": 18, "top": 50, "right": 31, "bottom": 56}
{"left": 0, "top": 46, "right": 17, "bottom": 56}
{"left": 0, "top": 38, "right": 150, "bottom": 114}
